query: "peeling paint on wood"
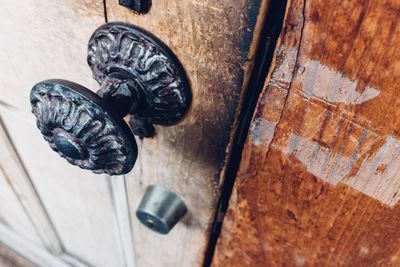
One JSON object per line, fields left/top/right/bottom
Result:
{"left": 214, "top": 0, "right": 400, "bottom": 266}
{"left": 250, "top": 118, "right": 277, "bottom": 146}
{"left": 346, "top": 135, "right": 400, "bottom": 206}
{"left": 276, "top": 131, "right": 400, "bottom": 206}
{"left": 297, "top": 60, "right": 380, "bottom": 105}
{"left": 271, "top": 45, "right": 298, "bottom": 85}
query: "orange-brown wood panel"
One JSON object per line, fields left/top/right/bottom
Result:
{"left": 213, "top": 0, "right": 400, "bottom": 266}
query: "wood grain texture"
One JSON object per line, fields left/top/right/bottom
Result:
{"left": 214, "top": 0, "right": 400, "bottom": 266}
{"left": 106, "top": 0, "right": 270, "bottom": 266}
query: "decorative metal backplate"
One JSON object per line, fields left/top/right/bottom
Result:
{"left": 87, "top": 23, "right": 191, "bottom": 127}
{"left": 30, "top": 80, "right": 137, "bottom": 175}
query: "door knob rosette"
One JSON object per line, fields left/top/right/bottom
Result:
{"left": 30, "top": 23, "right": 191, "bottom": 175}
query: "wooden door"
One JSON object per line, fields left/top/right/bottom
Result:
{"left": 0, "top": 0, "right": 270, "bottom": 266}
{"left": 214, "top": 0, "right": 400, "bottom": 266}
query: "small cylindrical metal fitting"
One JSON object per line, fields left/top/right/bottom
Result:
{"left": 136, "top": 185, "right": 188, "bottom": 234}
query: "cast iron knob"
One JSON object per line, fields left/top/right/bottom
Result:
{"left": 30, "top": 23, "right": 191, "bottom": 175}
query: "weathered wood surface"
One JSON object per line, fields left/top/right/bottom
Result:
{"left": 214, "top": 0, "right": 400, "bottom": 266}
{"left": 106, "top": 0, "right": 270, "bottom": 266}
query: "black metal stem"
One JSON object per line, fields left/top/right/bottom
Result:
{"left": 97, "top": 74, "right": 144, "bottom": 118}
{"left": 97, "top": 73, "right": 155, "bottom": 138}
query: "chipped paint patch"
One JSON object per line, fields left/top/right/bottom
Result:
{"left": 297, "top": 60, "right": 380, "bottom": 105}
{"left": 250, "top": 118, "right": 277, "bottom": 146}
{"left": 280, "top": 133, "right": 353, "bottom": 185}
{"left": 345, "top": 135, "right": 400, "bottom": 206}
{"left": 276, "top": 132, "right": 400, "bottom": 206}
{"left": 272, "top": 45, "right": 299, "bottom": 85}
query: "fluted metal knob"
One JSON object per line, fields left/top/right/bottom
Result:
{"left": 30, "top": 23, "right": 191, "bottom": 175}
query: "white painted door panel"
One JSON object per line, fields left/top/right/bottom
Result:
{"left": 1, "top": 110, "right": 132, "bottom": 267}
{"left": 0, "top": 168, "right": 42, "bottom": 247}
{"left": 0, "top": 0, "right": 135, "bottom": 266}
{"left": 0, "top": 0, "right": 102, "bottom": 113}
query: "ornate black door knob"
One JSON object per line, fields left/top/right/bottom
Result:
{"left": 30, "top": 23, "right": 191, "bottom": 175}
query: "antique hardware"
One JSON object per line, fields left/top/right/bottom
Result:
{"left": 119, "top": 0, "right": 151, "bottom": 13}
{"left": 136, "top": 185, "right": 188, "bottom": 234}
{"left": 30, "top": 23, "right": 191, "bottom": 175}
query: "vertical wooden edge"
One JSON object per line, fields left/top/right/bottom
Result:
{"left": 248, "top": 0, "right": 305, "bottom": 153}
{"left": 212, "top": 0, "right": 303, "bottom": 265}
{"left": 218, "top": 0, "right": 273, "bottom": 187}
{"left": 203, "top": 0, "right": 275, "bottom": 265}
{"left": 109, "top": 175, "right": 137, "bottom": 267}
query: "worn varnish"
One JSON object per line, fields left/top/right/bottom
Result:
{"left": 106, "top": 0, "right": 270, "bottom": 266}
{"left": 214, "top": 0, "right": 400, "bottom": 266}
